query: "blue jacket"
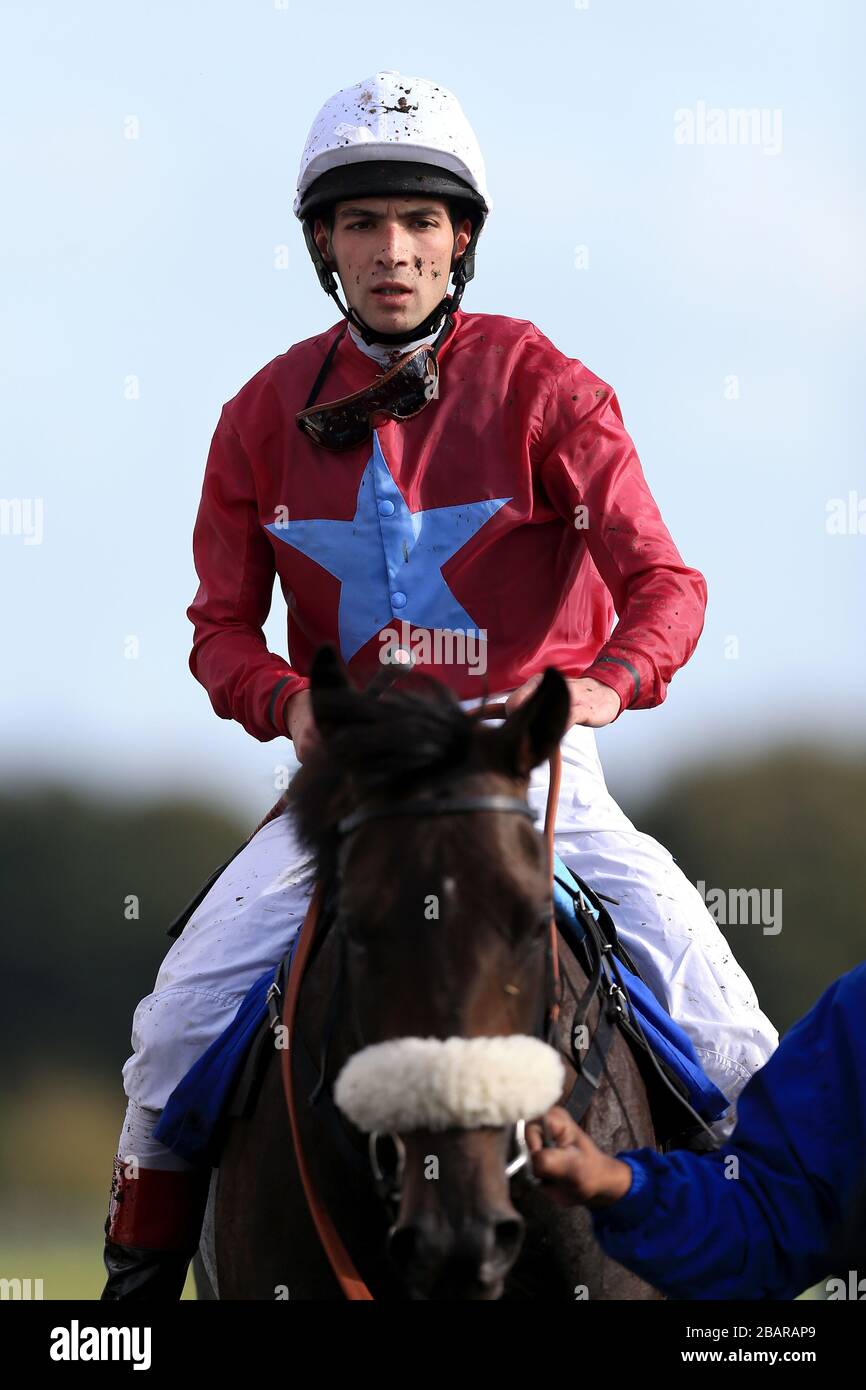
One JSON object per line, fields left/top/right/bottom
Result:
{"left": 591, "top": 962, "right": 866, "bottom": 1300}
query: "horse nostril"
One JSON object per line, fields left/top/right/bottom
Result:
{"left": 390, "top": 1213, "right": 525, "bottom": 1290}
{"left": 494, "top": 1216, "right": 524, "bottom": 1264}
{"left": 387, "top": 1223, "right": 418, "bottom": 1273}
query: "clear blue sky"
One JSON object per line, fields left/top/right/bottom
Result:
{"left": 2, "top": 0, "right": 863, "bottom": 820}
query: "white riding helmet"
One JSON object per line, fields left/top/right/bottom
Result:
{"left": 293, "top": 71, "right": 491, "bottom": 344}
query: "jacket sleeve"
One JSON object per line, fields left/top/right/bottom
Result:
{"left": 534, "top": 361, "right": 708, "bottom": 715}
{"left": 590, "top": 966, "right": 866, "bottom": 1299}
{"left": 186, "top": 407, "right": 310, "bottom": 742}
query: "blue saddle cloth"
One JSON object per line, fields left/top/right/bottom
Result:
{"left": 155, "top": 854, "right": 730, "bottom": 1167}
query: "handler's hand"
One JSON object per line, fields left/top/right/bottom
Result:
{"left": 285, "top": 689, "right": 321, "bottom": 765}
{"left": 526, "top": 1106, "right": 634, "bottom": 1209}
{"left": 505, "top": 674, "right": 621, "bottom": 729}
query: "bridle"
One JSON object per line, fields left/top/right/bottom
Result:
{"left": 335, "top": 780, "right": 560, "bottom": 1213}
{"left": 279, "top": 697, "right": 564, "bottom": 1300}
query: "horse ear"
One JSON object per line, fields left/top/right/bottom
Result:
{"left": 309, "top": 643, "right": 361, "bottom": 738}
{"left": 495, "top": 668, "right": 571, "bottom": 778}
{"left": 310, "top": 643, "right": 349, "bottom": 691}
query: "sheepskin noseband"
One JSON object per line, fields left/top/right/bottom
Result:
{"left": 333, "top": 1035, "right": 565, "bottom": 1133}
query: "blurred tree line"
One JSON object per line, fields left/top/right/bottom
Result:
{"left": 1, "top": 788, "right": 251, "bottom": 1088}
{"left": 631, "top": 746, "right": 864, "bottom": 1031}
{"left": 2, "top": 746, "right": 864, "bottom": 1089}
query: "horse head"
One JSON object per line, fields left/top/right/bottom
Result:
{"left": 287, "top": 644, "right": 572, "bottom": 1299}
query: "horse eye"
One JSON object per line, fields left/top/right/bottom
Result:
{"left": 338, "top": 914, "right": 364, "bottom": 942}
{"left": 532, "top": 905, "right": 553, "bottom": 936}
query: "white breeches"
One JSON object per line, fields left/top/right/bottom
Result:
{"left": 121, "top": 706, "right": 779, "bottom": 1136}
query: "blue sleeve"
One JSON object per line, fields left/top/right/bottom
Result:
{"left": 590, "top": 963, "right": 866, "bottom": 1300}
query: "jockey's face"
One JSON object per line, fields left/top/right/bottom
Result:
{"left": 313, "top": 196, "right": 472, "bottom": 337}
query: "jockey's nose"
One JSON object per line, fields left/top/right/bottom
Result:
{"left": 388, "top": 1207, "right": 525, "bottom": 1299}
{"left": 375, "top": 221, "right": 411, "bottom": 267}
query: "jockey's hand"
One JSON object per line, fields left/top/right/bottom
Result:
{"left": 526, "top": 1105, "right": 634, "bottom": 1209}
{"left": 285, "top": 689, "right": 321, "bottom": 764}
{"left": 505, "top": 675, "right": 621, "bottom": 729}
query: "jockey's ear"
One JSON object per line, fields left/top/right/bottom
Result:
{"left": 308, "top": 643, "right": 365, "bottom": 738}
{"left": 495, "top": 668, "right": 571, "bottom": 779}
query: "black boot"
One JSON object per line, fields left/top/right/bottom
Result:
{"left": 101, "top": 1233, "right": 196, "bottom": 1300}
{"left": 100, "top": 1155, "right": 211, "bottom": 1301}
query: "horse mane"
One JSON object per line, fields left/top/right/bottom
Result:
{"left": 285, "top": 672, "right": 486, "bottom": 889}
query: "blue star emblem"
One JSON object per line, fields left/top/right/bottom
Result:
{"left": 266, "top": 431, "right": 510, "bottom": 662}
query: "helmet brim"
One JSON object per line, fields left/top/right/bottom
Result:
{"left": 296, "top": 159, "right": 488, "bottom": 229}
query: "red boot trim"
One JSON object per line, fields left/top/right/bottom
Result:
{"left": 107, "top": 1156, "right": 210, "bottom": 1251}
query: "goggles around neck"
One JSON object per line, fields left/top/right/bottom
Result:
{"left": 296, "top": 314, "right": 454, "bottom": 452}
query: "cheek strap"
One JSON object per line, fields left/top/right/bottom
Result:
{"left": 333, "top": 1035, "right": 565, "bottom": 1133}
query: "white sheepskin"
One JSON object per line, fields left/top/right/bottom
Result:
{"left": 333, "top": 1035, "right": 565, "bottom": 1133}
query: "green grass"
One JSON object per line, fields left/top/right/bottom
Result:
{"left": 0, "top": 1237, "right": 196, "bottom": 1300}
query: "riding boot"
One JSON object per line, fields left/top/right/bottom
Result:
{"left": 100, "top": 1154, "right": 212, "bottom": 1301}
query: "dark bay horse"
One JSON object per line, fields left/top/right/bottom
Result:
{"left": 205, "top": 647, "right": 661, "bottom": 1300}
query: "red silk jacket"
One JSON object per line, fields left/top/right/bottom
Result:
{"left": 187, "top": 308, "right": 707, "bottom": 742}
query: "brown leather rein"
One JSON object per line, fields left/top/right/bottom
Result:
{"left": 278, "top": 699, "right": 564, "bottom": 1300}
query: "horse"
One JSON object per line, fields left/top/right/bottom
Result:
{"left": 199, "top": 645, "right": 662, "bottom": 1300}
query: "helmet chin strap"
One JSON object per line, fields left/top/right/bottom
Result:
{"left": 302, "top": 221, "right": 482, "bottom": 348}
{"left": 343, "top": 294, "right": 450, "bottom": 347}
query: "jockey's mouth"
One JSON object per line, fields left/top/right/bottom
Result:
{"left": 369, "top": 282, "right": 415, "bottom": 308}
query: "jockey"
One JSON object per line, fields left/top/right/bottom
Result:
{"left": 101, "top": 70, "right": 779, "bottom": 1300}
